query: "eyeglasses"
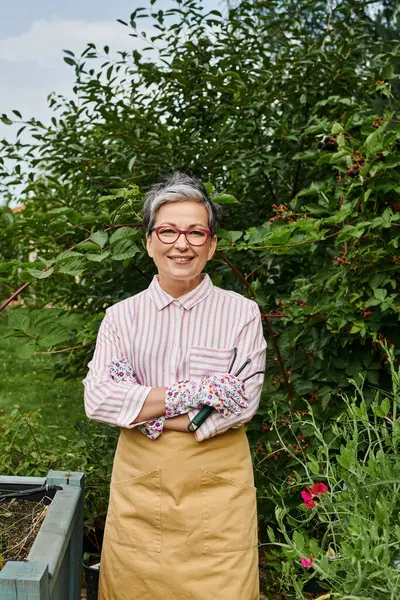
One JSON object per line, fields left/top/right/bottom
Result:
{"left": 150, "top": 226, "right": 211, "bottom": 246}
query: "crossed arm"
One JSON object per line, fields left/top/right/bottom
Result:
{"left": 132, "top": 387, "right": 190, "bottom": 432}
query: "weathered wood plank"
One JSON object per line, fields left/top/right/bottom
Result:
{"left": 0, "top": 577, "right": 18, "bottom": 600}
{"left": 46, "top": 471, "right": 84, "bottom": 488}
{"left": 46, "top": 471, "right": 85, "bottom": 599}
{"left": 0, "top": 476, "right": 45, "bottom": 488}
{"left": 0, "top": 562, "right": 49, "bottom": 600}
{"left": 28, "top": 487, "right": 80, "bottom": 579}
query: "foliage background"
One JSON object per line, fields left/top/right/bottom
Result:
{"left": 1, "top": 0, "right": 400, "bottom": 595}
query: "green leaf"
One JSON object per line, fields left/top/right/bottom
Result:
{"left": 90, "top": 231, "right": 108, "bottom": 250}
{"left": 86, "top": 251, "right": 111, "bottom": 262}
{"left": 8, "top": 310, "right": 30, "bottom": 332}
{"left": 58, "top": 255, "right": 86, "bottom": 276}
{"left": 212, "top": 193, "right": 239, "bottom": 204}
{"left": 109, "top": 227, "right": 141, "bottom": 244}
{"left": 204, "top": 181, "right": 215, "bottom": 196}
{"left": 331, "top": 122, "right": 344, "bottom": 135}
{"left": 1, "top": 115, "right": 13, "bottom": 125}
{"left": 38, "top": 325, "right": 70, "bottom": 349}
{"left": 372, "top": 397, "right": 390, "bottom": 417}
{"left": 27, "top": 267, "right": 54, "bottom": 279}
{"left": 247, "top": 227, "right": 268, "bottom": 245}
{"left": 267, "top": 526, "right": 276, "bottom": 544}
{"left": 78, "top": 241, "right": 102, "bottom": 251}
{"left": 364, "top": 128, "right": 383, "bottom": 155}
{"left": 374, "top": 288, "right": 387, "bottom": 302}
{"left": 293, "top": 531, "right": 305, "bottom": 553}
{"left": 308, "top": 455, "right": 320, "bottom": 475}
{"left": 217, "top": 229, "right": 243, "bottom": 242}
{"left": 15, "top": 339, "right": 36, "bottom": 359}
{"left": 111, "top": 244, "right": 141, "bottom": 261}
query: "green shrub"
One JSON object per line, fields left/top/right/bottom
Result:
{"left": 260, "top": 346, "right": 400, "bottom": 599}
{"left": 0, "top": 408, "right": 118, "bottom": 551}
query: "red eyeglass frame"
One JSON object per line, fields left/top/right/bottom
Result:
{"left": 150, "top": 226, "right": 211, "bottom": 246}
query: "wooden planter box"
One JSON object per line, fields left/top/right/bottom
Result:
{"left": 0, "top": 470, "right": 84, "bottom": 600}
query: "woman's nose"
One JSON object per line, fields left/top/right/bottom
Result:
{"left": 174, "top": 232, "right": 190, "bottom": 249}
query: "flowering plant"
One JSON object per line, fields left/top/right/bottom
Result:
{"left": 262, "top": 345, "right": 400, "bottom": 599}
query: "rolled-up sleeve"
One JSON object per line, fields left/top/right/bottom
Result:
{"left": 188, "top": 301, "right": 266, "bottom": 442}
{"left": 83, "top": 308, "right": 152, "bottom": 428}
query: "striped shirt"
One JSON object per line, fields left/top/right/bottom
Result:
{"left": 83, "top": 273, "right": 266, "bottom": 442}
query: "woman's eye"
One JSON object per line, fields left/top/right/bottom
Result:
{"left": 189, "top": 230, "right": 206, "bottom": 237}
{"left": 159, "top": 228, "right": 176, "bottom": 235}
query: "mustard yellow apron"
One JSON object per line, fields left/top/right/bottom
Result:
{"left": 99, "top": 426, "right": 259, "bottom": 600}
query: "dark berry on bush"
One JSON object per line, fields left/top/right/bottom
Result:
{"left": 318, "top": 137, "right": 337, "bottom": 152}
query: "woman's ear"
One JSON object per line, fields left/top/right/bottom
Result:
{"left": 146, "top": 234, "right": 153, "bottom": 258}
{"left": 207, "top": 235, "right": 217, "bottom": 260}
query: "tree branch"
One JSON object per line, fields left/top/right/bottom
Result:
{"left": 217, "top": 250, "right": 293, "bottom": 402}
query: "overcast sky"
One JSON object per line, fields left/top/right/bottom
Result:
{"left": 0, "top": 0, "right": 219, "bottom": 141}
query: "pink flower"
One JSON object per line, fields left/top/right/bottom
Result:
{"left": 311, "top": 482, "right": 328, "bottom": 496}
{"left": 300, "top": 491, "right": 316, "bottom": 509}
{"left": 301, "top": 554, "right": 314, "bottom": 568}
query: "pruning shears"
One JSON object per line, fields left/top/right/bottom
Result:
{"left": 187, "top": 347, "right": 264, "bottom": 432}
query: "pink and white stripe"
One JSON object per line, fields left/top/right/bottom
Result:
{"left": 83, "top": 274, "right": 266, "bottom": 441}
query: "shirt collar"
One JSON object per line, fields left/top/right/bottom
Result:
{"left": 149, "top": 273, "right": 213, "bottom": 311}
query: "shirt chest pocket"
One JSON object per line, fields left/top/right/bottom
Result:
{"left": 189, "top": 346, "right": 234, "bottom": 379}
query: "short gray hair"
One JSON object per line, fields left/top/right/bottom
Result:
{"left": 143, "top": 172, "right": 223, "bottom": 236}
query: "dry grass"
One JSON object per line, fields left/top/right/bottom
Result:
{"left": 0, "top": 497, "right": 51, "bottom": 569}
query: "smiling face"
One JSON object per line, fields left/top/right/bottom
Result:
{"left": 146, "top": 200, "right": 217, "bottom": 297}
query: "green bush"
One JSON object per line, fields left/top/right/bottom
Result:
{"left": 0, "top": 0, "right": 400, "bottom": 567}
{"left": 260, "top": 345, "right": 400, "bottom": 599}
{"left": 0, "top": 408, "right": 118, "bottom": 551}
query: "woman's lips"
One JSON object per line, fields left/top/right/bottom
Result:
{"left": 168, "top": 257, "right": 194, "bottom": 264}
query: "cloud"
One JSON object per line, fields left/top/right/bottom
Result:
{"left": 0, "top": 18, "right": 133, "bottom": 66}
{"left": 0, "top": 18, "right": 157, "bottom": 140}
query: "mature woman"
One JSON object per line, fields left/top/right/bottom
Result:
{"left": 83, "top": 172, "right": 266, "bottom": 600}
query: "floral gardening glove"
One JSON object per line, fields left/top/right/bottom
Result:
{"left": 107, "top": 357, "right": 165, "bottom": 440}
{"left": 165, "top": 379, "right": 203, "bottom": 418}
{"left": 136, "top": 416, "right": 165, "bottom": 440}
{"left": 165, "top": 373, "right": 248, "bottom": 419}
{"left": 197, "top": 373, "right": 248, "bottom": 418}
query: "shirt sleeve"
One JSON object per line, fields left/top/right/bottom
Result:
{"left": 82, "top": 308, "right": 152, "bottom": 428}
{"left": 188, "top": 301, "right": 266, "bottom": 442}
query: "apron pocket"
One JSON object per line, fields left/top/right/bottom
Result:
{"left": 105, "top": 467, "right": 162, "bottom": 552}
{"left": 201, "top": 469, "right": 257, "bottom": 554}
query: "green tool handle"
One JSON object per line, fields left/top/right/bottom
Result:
{"left": 187, "top": 405, "right": 214, "bottom": 432}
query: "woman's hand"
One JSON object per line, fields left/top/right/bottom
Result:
{"left": 198, "top": 373, "right": 248, "bottom": 418}
{"left": 165, "top": 379, "right": 204, "bottom": 418}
